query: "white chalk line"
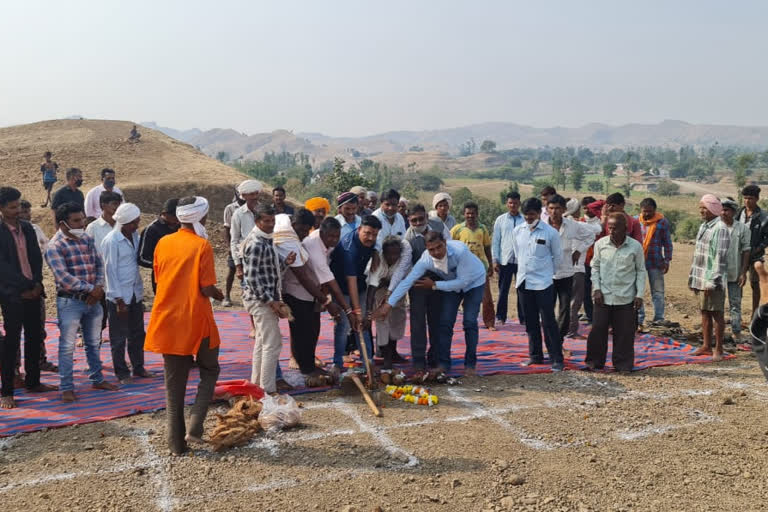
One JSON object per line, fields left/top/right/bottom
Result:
{"left": 614, "top": 409, "right": 720, "bottom": 441}
{"left": 133, "top": 429, "right": 175, "bottom": 512}
{"left": 0, "top": 460, "right": 147, "bottom": 493}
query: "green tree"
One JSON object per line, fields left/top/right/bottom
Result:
{"left": 480, "top": 140, "right": 497, "bottom": 153}
{"left": 570, "top": 166, "right": 585, "bottom": 191}
{"left": 602, "top": 163, "right": 616, "bottom": 178}
{"left": 587, "top": 180, "right": 603, "bottom": 192}
{"left": 735, "top": 153, "right": 756, "bottom": 199}
{"left": 323, "top": 157, "right": 374, "bottom": 195}
{"left": 499, "top": 182, "right": 520, "bottom": 204}
{"left": 655, "top": 180, "right": 680, "bottom": 196}
{"left": 216, "top": 151, "right": 229, "bottom": 163}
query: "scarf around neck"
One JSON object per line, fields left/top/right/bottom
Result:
{"left": 639, "top": 212, "right": 664, "bottom": 257}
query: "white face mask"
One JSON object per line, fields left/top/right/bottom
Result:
{"left": 526, "top": 219, "right": 539, "bottom": 229}
{"left": 433, "top": 254, "right": 449, "bottom": 273}
{"left": 411, "top": 223, "right": 428, "bottom": 234}
{"left": 64, "top": 222, "right": 85, "bottom": 239}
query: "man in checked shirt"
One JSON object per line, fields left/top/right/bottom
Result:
{"left": 46, "top": 202, "right": 118, "bottom": 402}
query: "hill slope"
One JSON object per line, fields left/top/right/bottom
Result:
{"left": 0, "top": 119, "right": 247, "bottom": 225}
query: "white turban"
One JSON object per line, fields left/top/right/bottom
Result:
{"left": 432, "top": 192, "right": 452, "bottom": 210}
{"left": 273, "top": 213, "right": 308, "bottom": 264}
{"left": 349, "top": 186, "right": 367, "bottom": 195}
{"left": 367, "top": 191, "right": 378, "bottom": 199}
{"left": 565, "top": 198, "right": 580, "bottom": 217}
{"left": 176, "top": 196, "right": 209, "bottom": 239}
{"left": 113, "top": 203, "right": 141, "bottom": 229}
{"left": 237, "top": 180, "right": 263, "bottom": 195}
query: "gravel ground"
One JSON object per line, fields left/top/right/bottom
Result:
{"left": 1, "top": 353, "right": 766, "bottom": 512}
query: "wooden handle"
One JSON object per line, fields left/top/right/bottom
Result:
{"left": 350, "top": 374, "right": 382, "bottom": 417}
{"left": 357, "top": 327, "right": 375, "bottom": 388}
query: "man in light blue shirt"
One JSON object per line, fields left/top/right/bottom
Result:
{"left": 492, "top": 191, "right": 525, "bottom": 326}
{"left": 335, "top": 192, "right": 362, "bottom": 239}
{"left": 101, "top": 203, "right": 153, "bottom": 384}
{"left": 511, "top": 197, "right": 565, "bottom": 371}
{"left": 376, "top": 232, "right": 486, "bottom": 375}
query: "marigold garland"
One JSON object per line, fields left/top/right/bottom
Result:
{"left": 385, "top": 385, "right": 439, "bottom": 406}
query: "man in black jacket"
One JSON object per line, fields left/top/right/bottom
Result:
{"left": 138, "top": 198, "right": 180, "bottom": 292}
{"left": 0, "top": 187, "right": 58, "bottom": 408}
{"left": 738, "top": 185, "right": 768, "bottom": 315}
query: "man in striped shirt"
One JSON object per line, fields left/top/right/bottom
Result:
{"left": 46, "top": 202, "right": 118, "bottom": 402}
{"left": 688, "top": 195, "right": 731, "bottom": 361}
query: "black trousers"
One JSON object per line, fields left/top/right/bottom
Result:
{"left": 106, "top": 299, "right": 146, "bottom": 379}
{"left": 409, "top": 288, "right": 441, "bottom": 369}
{"left": 584, "top": 263, "right": 594, "bottom": 322}
{"left": 554, "top": 276, "right": 574, "bottom": 339}
{"left": 1, "top": 298, "right": 43, "bottom": 397}
{"left": 585, "top": 303, "right": 636, "bottom": 371}
{"left": 497, "top": 263, "right": 525, "bottom": 324}
{"left": 163, "top": 337, "right": 219, "bottom": 454}
{"left": 284, "top": 294, "right": 320, "bottom": 375}
{"left": 519, "top": 282, "right": 563, "bottom": 364}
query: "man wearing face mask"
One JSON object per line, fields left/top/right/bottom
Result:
{"left": 46, "top": 202, "right": 119, "bottom": 403}
{"left": 84, "top": 168, "right": 124, "bottom": 220}
{"left": 376, "top": 231, "right": 486, "bottom": 377}
{"left": 511, "top": 197, "right": 564, "bottom": 371}
{"left": 51, "top": 168, "right": 85, "bottom": 214}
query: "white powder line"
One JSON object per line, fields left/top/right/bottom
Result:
{"left": 133, "top": 429, "right": 175, "bottom": 512}
{"left": 334, "top": 400, "right": 420, "bottom": 468}
{"left": 0, "top": 460, "right": 147, "bottom": 493}
{"left": 446, "top": 388, "right": 560, "bottom": 451}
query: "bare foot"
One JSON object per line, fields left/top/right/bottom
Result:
{"left": 185, "top": 434, "right": 204, "bottom": 445}
{"left": 692, "top": 347, "right": 713, "bottom": 356}
{"left": 314, "top": 357, "right": 324, "bottom": 368}
{"left": 464, "top": 367, "right": 477, "bottom": 377}
{"left": 62, "top": 390, "right": 77, "bottom": 403}
{"left": 248, "top": 330, "right": 256, "bottom": 338}
{"left": 92, "top": 381, "right": 119, "bottom": 391}
{"left": 712, "top": 350, "right": 724, "bottom": 362}
{"left": 288, "top": 357, "right": 299, "bottom": 370}
{"left": 487, "top": 325, "right": 496, "bottom": 331}
{"left": 0, "top": 396, "right": 17, "bottom": 409}
{"left": 28, "top": 383, "right": 58, "bottom": 393}
{"left": 563, "top": 349, "right": 573, "bottom": 359}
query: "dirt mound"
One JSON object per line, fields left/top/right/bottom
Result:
{"left": 0, "top": 119, "right": 247, "bottom": 228}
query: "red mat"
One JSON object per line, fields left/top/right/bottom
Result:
{"left": 0, "top": 311, "right": 725, "bottom": 436}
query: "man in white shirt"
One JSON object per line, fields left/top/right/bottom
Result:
{"left": 277, "top": 212, "right": 349, "bottom": 380}
{"left": 492, "top": 191, "right": 525, "bottom": 326}
{"left": 230, "top": 180, "right": 263, "bottom": 281}
{"left": 365, "top": 236, "right": 411, "bottom": 371}
{"left": 546, "top": 194, "right": 599, "bottom": 341}
{"left": 85, "top": 191, "right": 123, "bottom": 255}
{"left": 101, "top": 203, "right": 154, "bottom": 385}
{"left": 222, "top": 189, "right": 245, "bottom": 307}
{"left": 84, "top": 168, "right": 124, "bottom": 219}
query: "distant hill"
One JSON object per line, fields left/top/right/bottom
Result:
{"left": 0, "top": 119, "right": 246, "bottom": 227}
{"left": 142, "top": 119, "right": 768, "bottom": 171}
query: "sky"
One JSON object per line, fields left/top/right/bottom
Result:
{"left": 1, "top": 0, "right": 767, "bottom": 136}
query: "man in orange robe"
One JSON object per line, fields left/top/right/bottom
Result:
{"left": 145, "top": 196, "right": 224, "bottom": 455}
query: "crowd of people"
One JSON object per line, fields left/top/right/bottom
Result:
{"left": 2, "top": 151, "right": 768, "bottom": 453}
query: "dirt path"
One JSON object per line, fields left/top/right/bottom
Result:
{"left": 671, "top": 179, "right": 736, "bottom": 198}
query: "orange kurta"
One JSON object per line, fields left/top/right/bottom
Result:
{"left": 145, "top": 228, "right": 221, "bottom": 356}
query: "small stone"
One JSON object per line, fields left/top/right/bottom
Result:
{"left": 522, "top": 497, "right": 538, "bottom": 505}
{"left": 500, "top": 496, "right": 516, "bottom": 509}
{"left": 340, "top": 506, "right": 359, "bottom": 512}
{"left": 543, "top": 497, "right": 555, "bottom": 505}
{"left": 743, "top": 472, "right": 753, "bottom": 479}
{"left": 722, "top": 397, "right": 735, "bottom": 405}
{"left": 589, "top": 455, "right": 597, "bottom": 463}
{"left": 451, "top": 478, "right": 461, "bottom": 489}
{"left": 507, "top": 474, "right": 526, "bottom": 486}
{"left": 84, "top": 444, "right": 94, "bottom": 451}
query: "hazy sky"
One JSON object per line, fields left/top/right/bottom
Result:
{"left": 2, "top": 0, "right": 766, "bottom": 136}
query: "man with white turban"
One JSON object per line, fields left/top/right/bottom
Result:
{"left": 230, "top": 180, "right": 264, "bottom": 279}
{"left": 429, "top": 192, "right": 456, "bottom": 237}
{"left": 350, "top": 186, "right": 368, "bottom": 215}
{"left": 102, "top": 203, "right": 154, "bottom": 385}
{"left": 145, "top": 196, "right": 224, "bottom": 455}
{"left": 689, "top": 194, "right": 731, "bottom": 361}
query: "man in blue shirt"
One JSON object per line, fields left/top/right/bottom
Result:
{"left": 329, "top": 215, "right": 381, "bottom": 373}
{"left": 492, "top": 191, "right": 525, "bottom": 326}
{"left": 512, "top": 197, "right": 565, "bottom": 371}
{"left": 376, "top": 231, "right": 486, "bottom": 376}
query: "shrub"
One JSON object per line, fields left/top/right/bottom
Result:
{"left": 656, "top": 180, "right": 680, "bottom": 196}
{"left": 675, "top": 217, "right": 700, "bottom": 242}
{"left": 587, "top": 180, "right": 603, "bottom": 192}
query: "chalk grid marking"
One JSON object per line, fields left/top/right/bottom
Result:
{"left": 1, "top": 366, "right": 765, "bottom": 510}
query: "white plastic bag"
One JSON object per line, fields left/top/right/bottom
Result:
{"left": 259, "top": 394, "right": 302, "bottom": 432}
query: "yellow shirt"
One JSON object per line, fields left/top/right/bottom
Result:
{"left": 450, "top": 222, "right": 491, "bottom": 269}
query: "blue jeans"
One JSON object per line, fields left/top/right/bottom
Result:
{"left": 497, "top": 263, "right": 524, "bottom": 324}
{"left": 57, "top": 296, "right": 106, "bottom": 392}
{"left": 438, "top": 284, "right": 484, "bottom": 370}
{"left": 637, "top": 267, "right": 665, "bottom": 324}
{"left": 727, "top": 281, "right": 743, "bottom": 334}
{"left": 333, "top": 292, "right": 374, "bottom": 369}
